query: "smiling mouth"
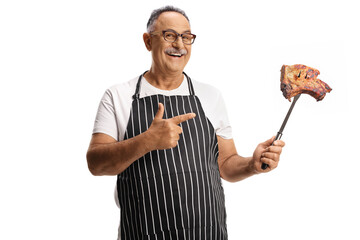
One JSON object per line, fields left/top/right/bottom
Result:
{"left": 165, "top": 47, "right": 187, "bottom": 58}
{"left": 167, "top": 52, "right": 183, "bottom": 57}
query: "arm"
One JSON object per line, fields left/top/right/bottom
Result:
{"left": 217, "top": 136, "right": 285, "bottom": 182}
{"left": 86, "top": 132, "right": 153, "bottom": 176}
{"left": 86, "top": 103, "right": 195, "bottom": 176}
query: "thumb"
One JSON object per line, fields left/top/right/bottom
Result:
{"left": 262, "top": 136, "right": 275, "bottom": 146}
{"left": 154, "top": 103, "right": 164, "bottom": 120}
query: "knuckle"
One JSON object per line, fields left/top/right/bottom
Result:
{"left": 171, "top": 140, "right": 178, "bottom": 148}
{"left": 177, "top": 126, "right": 183, "bottom": 133}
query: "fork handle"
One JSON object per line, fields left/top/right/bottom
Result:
{"left": 261, "top": 132, "right": 283, "bottom": 170}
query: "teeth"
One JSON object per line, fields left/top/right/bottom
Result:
{"left": 169, "top": 53, "right": 181, "bottom": 57}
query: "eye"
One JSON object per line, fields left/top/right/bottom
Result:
{"left": 297, "top": 71, "right": 301, "bottom": 78}
{"left": 165, "top": 32, "right": 176, "bottom": 39}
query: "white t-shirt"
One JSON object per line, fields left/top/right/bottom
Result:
{"left": 93, "top": 74, "right": 232, "bottom": 140}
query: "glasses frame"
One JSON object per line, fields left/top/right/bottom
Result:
{"left": 151, "top": 29, "right": 196, "bottom": 45}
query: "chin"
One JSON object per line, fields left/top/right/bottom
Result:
{"left": 165, "top": 64, "right": 186, "bottom": 72}
{"left": 172, "top": 66, "right": 187, "bottom": 73}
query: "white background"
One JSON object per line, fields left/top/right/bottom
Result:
{"left": 1, "top": 0, "right": 359, "bottom": 239}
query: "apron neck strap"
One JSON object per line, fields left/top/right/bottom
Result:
{"left": 132, "top": 71, "right": 195, "bottom": 100}
{"left": 132, "top": 71, "right": 148, "bottom": 100}
{"left": 183, "top": 71, "right": 195, "bottom": 96}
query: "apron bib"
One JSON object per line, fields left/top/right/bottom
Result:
{"left": 117, "top": 72, "right": 227, "bottom": 240}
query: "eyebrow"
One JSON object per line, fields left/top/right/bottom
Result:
{"left": 165, "top": 29, "right": 192, "bottom": 34}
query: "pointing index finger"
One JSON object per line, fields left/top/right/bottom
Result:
{"left": 171, "top": 113, "right": 196, "bottom": 124}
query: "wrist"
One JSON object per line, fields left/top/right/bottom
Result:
{"left": 141, "top": 130, "right": 155, "bottom": 153}
{"left": 247, "top": 156, "right": 260, "bottom": 175}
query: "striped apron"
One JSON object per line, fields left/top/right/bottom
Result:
{"left": 117, "top": 72, "right": 227, "bottom": 240}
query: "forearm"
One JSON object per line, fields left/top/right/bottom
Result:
{"left": 219, "top": 155, "right": 258, "bottom": 182}
{"left": 86, "top": 132, "right": 152, "bottom": 176}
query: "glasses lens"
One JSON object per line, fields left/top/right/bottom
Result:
{"left": 164, "top": 31, "right": 177, "bottom": 42}
{"left": 182, "top": 34, "right": 195, "bottom": 44}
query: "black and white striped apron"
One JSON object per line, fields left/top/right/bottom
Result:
{"left": 117, "top": 72, "right": 227, "bottom": 240}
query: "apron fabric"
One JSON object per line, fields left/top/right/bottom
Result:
{"left": 117, "top": 72, "right": 228, "bottom": 240}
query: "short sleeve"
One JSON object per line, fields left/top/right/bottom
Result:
{"left": 192, "top": 79, "right": 233, "bottom": 140}
{"left": 92, "top": 89, "right": 119, "bottom": 141}
{"left": 213, "top": 92, "right": 233, "bottom": 139}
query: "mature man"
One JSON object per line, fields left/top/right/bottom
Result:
{"left": 87, "top": 6, "right": 285, "bottom": 240}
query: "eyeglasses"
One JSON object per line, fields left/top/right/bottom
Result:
{"left": 151, "top": 29, "right": 196, "bottom": 45}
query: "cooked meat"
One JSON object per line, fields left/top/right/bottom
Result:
{"left": 280, "top": 64, "right": 332, "bottom": 101}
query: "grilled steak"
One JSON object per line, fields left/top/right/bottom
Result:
{"left": 280, "top": 64, "right": 332, "bottom": 101}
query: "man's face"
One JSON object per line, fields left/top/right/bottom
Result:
{"left": 147, "top": 12, "right": 192, "bottom": 74}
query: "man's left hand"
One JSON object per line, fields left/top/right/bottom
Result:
{"left": 252, "top": 136, "right": 285, "bottom": 173}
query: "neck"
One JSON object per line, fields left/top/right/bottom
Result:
{"left": 144, "top": 67, "right": 184, "bottom": 90}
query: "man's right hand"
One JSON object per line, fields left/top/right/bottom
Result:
{"left": 86, "top": 103, "right": 195, "bottom": 175}
{"left": 145, "top": 103, "right": 196, "bottom": 150}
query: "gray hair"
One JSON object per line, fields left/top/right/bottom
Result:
{"left": 146, "top": 6, "right": 190, "bottom": 33}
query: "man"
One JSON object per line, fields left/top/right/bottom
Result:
{"left": 87, "top": 6, "right": 285, "bottom": 240}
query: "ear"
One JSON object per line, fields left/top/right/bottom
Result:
{"left": 143, "top": 33, "right": 152, "bottom": 51}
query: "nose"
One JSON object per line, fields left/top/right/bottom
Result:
{"left": 172, "top": 36, "right": 184, "bottom": 49}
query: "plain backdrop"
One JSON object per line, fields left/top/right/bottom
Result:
{"left": 1, "top": 0, "right": 359, "bottom": 239}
